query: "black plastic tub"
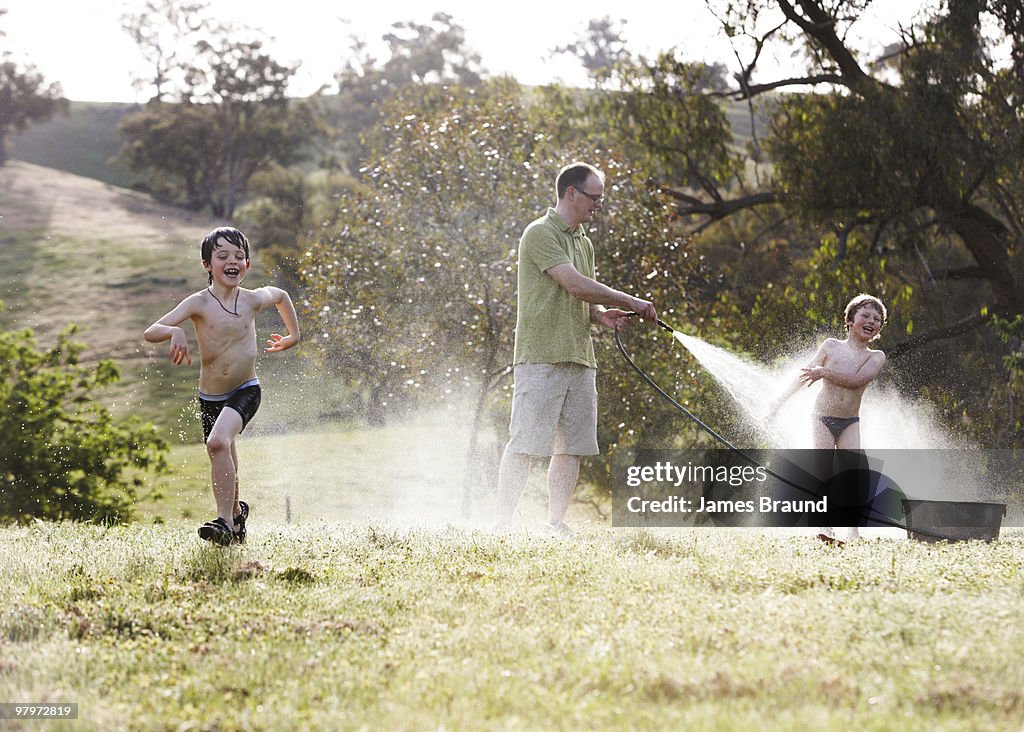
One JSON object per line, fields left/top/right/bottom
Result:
{"left": 902, "top": 499, "right": 1007, "bottom": 543}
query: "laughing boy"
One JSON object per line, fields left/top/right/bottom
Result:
{"left": 767, "top": 293, "right": 887, "bottom": 543}
{"left": 144, "top": 227, "right": 300, "bottom": 545}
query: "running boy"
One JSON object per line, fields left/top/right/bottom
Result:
{"left": 144, "top": 227, "right": 300, "bottom": 545}
{"left": 767, "top": 293, "right": 887, "bottom": 542}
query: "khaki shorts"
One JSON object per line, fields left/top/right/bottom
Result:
{"left": 507, "top": 363, "right": 599, "bottom": 456}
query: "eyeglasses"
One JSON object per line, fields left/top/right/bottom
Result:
{"left": 573, "top": 187, "right": 604, "bottom": 204}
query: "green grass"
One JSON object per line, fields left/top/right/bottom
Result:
{"left": 1, "top": 523, "right": 1023, "bottom": 730}
{"left": 10, "top": 102, "right": 137, "bottom": 188}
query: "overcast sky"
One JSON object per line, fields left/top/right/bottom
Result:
{"left": 2, "top": 1, "right": 930, "bottom": 102}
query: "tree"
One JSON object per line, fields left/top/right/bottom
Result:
{"left": 121, "top": 0, "right": 208, "bottom": 102}
{"left": 377, "top": 12, "right": 484, "bottom": 86}
{"left": 235, "top": 163, "right": 314, "bottom": 288}
{"left": 589, "top": 52, "right": 740, "bottom": 194}
{"left": 0, "top": 315, "right": 167, "bottom": 524}
{"left": 186, "top": 36, "right": 310, "bottom": 218}
{"left": 330, "top": 12, "right": 486, "bottom": 173}
{"left": 555, "top": 2, "right": 1024, "bottom": 446}
{"left": 116, "top": 101, "right": 222, "bottom": 210}
{"left": 551, "top": 16, "right": 633, "bottom": 77}
{"left": 301, "top": 81, "right": 703, "bottom": 510}
{"left": 0, "top": 9, "right": 67, "bottom": 165}
{"left": 675, "top": 0, "right": 1024, "bottom": 357}
{"left": 117, "top": 20, "right": 316, "bottom": 218}
{"left": 303, "top": 83, "right": 539, "bottom": 455}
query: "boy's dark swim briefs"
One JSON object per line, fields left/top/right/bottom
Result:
{"left": 198, "top": 377, "right": 261, "bottom": 442}
{"left": 818, "top": 415, "right": 859, "bottom": 440}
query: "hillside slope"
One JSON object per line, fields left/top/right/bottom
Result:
{"left": 0, "top": 162, "right": 227, "bottom": 429}
{"left": 0, "top": 162, "right": 360, "bottom": 444}
{"left": 0, "top": 161, "right": 216, "bottom": 353}
{"left": 9, "top": 101, "right": 137, "bottom": 188}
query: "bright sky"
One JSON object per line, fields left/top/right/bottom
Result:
{"left": 2, "top": 1, "right": 931, "bottom": 102}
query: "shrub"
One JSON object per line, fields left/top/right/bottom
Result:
{"left": 0, "top": 314, "right": 167, "bottom": 523}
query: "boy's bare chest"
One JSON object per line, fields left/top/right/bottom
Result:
{"left": 195, "top": 306, "right": 257, "bottom": 348}
{"left": 826, "top": 343, "right": 870, "bottom": 372}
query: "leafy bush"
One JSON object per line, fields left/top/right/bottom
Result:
{"left": 0, "top": 315, "right": 167, "bottom": 523}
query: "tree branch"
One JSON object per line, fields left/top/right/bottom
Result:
{"left": 713, "top": 73, "right": 844, "bottom": 100}
{"left": 776, "top": 0, "right": 874, "bottom": 91}
{"left": 931, "top": 266, "right": 989, "bottom": 281}
{"left": 887, "top": 313, "right": 989, "bottom": 360}
{"left": 990, "top": 183, "right": 1024, "bottom": 240}
{"left": 661, "top": 188, "right": 779, "bottom": 221}
{"left": 833, "top": 214, "right": 878, "bottom": 259}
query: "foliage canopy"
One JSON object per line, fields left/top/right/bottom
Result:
{"left": 116, "top": 9, "right": 318, "bottom": 218}
{"left": 300, "top": 80, "right": 712, "bottom": 498}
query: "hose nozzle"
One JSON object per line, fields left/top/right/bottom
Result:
{"left": 624, "top": 311, "right": 675, "bottom": 333}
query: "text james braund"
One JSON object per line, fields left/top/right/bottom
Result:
{"left": 695, "top": 496, "right": 828, "bottom": 513}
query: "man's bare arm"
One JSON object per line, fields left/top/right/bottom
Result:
{"left": 547, "top": 263, "right": 656, "bottom": 323}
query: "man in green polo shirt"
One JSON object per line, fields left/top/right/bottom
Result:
{"left": 495, "top": 162, "right": 658, "bottom": 535}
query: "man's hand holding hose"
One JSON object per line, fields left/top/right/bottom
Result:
{"left": 597, "top": 297, "right": 657, "bottom": 331}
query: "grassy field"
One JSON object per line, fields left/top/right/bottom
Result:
{"left": 2, "top": 522, "right": 1023, "bottom": 731}
{"left": 4, "top": 147, "right": 1023, "bottom": 731}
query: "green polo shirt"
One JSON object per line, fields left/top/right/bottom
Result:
{"left": 513, "top": 208, "right": 597, "bottom": 368}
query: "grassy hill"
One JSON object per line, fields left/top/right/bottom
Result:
{"left": 0, "top": 162, "right": 356, "bottom": 440}
{"left": 9, "top": 102, "right": 138, "bottom": 188}
{"left": 0, "top": 161, "right": 217, "bottom": 430}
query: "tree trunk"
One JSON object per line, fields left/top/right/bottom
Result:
{"left": 948, "top": 207, "right": 1022, "bottom": 317}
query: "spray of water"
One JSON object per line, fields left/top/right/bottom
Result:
{"left": 672, "top": 331, "right": 954, "bottom": 449}
{"left": 238, "top": 356, "right": 485, "bottom": 529}
{"left": 243, "top": 406, "right": 477, "bottom": 528}
{"left": 669, "top": 332, "right": 998, "bottom": 504}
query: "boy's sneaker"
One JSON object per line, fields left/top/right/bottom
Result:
{"left": 198, "top": 517, "right": 235, "bottom": 546}
{"left": 234, "top": 500, "right": 249, "bottom": 544}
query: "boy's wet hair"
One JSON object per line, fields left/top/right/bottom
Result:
{"left": 201, "top": 227, "right": 250, "bottom": 284}
{"left": 844, "top": 294, "right": 887, "bottom": 325}
{"left": 555, "top": 162, "right": 604, "bottom": 200}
